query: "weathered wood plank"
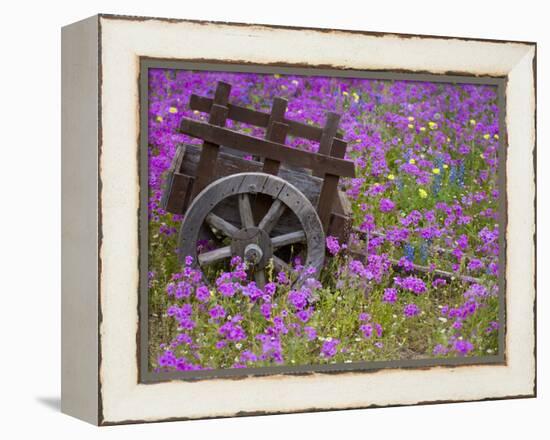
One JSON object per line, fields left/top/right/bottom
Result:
{"left": 266, "top": 98, "right": 288, "bottom": 137}
{"left": 314, "top": 112, "right": 341, "bottom": 177}
{"left": 328, "top": 212, "right": 352, "bottom": 243}
{"left": 160, "top": 145, "right": 195, "bottom": 214}
{"left": 163, "top": 172, "right": 194, "bottom": 214}
{"left": 180, "top": 144, "right": 260, "bottom": 176}
{"left": 263, "top": 99, "right": 288, "bottom": 176}
{"left": 317, "top": 135, "right": 348, "bottom": 231}
{"left": 319, "top": 113, "right": 342, "bottom": 154}
{"left": 179, "top": 118, "right": 355, "bottom": 178}
{"left": 325, "top": 190, "right": 353, "bottom": 243}
{"left": 213, "top": 81, "right": 232, "bottom": 103}
{"left": 192, "top": 82, "right": 231, "bottom": 197}
{"left": 263, "top": 122, "right": 288, "bottom": 175}
{"left": 318, "top": 175, "right": 340, "bottom": 231}
{"left": 174, "top": 144, "right": 187, "bottom": 173}
{"left": 336, "top": 188, "right": 352, "bottom": 216}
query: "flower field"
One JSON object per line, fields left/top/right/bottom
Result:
{"left": 147, "top": 69, "right": 502, "bottom": 372}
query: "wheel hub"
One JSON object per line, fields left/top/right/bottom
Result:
{"left": 230, "top": 227, "right": 273, "bottom": 269}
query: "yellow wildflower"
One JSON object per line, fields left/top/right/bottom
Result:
{"left": 480, "top": 153, "right": 485, "bottom": 159}
{"left": 419, "top": 126, "right": 426, "bottom": 132}
{"left": 494, "top": 134, "right": 499, "bottom": 140}
{"left": 387, "top": 174, "right": 395, "bottom": 180}
{"left": 409, "top": 159, "right": 416, "bottom": 164}
{"left": 352, "top": 92, "right": 360, "bottom": 102}
{"left": 168, "top": 106, "right": 178, "bottom": 114}
{"left": 408, "top": 124, "right": 414, "bottom": 129}
{"left": 408, "top": 116, "right": 415, "bottom": 121}
{"left": 483, "top": 133, "right": 490, "bottom": 140}
{"left": 155, "top": 115, "right": 163, "bottom": 122}
{"left": 274, "top": 74, "right": 281, "bottom": 78}
{"left": 418, "top": 188, "right": 428, "bottom": 198}
{"left": 193, "top": 110, "right": 200, "bottom": 115}
{"left": 342, "top": 91, "right": 349, "bottom": 96}
{"left": 447, "top": 137, "right": 451, "bottom": 142}
{"left": 443, "top": 164, "right": 449, "bottom": 169}
{"left": 428, "top": 121, "right": 438, "bottom": 130}
{"left": 469, "top": 119, "right": 476, "bottom": 125}
{"left": 432, "top": 168, "right": 440, "bottom": 175}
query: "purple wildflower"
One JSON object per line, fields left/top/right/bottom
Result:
{"left": 288, "top": 289, "right": 308, "bottom": 310}
{"left": 395, "top": 276, "right": 427, "bottom": 294}
{"left": 296, "top": 308, "right": 313, "bottom": 323}
{"left": 360, "top": 324, "right": 373, "bottom": 338}
{"left": 208, "top": 305, "right": 226, "bottom": 320}
{"left": 453, "top": 339, "right": 474, "bottom": 356}
{"left": 326, "top": 236, "right": 341, "bottom": 256}
{"left": 383, "top": 288, "right": 398, "bottom": 304}
{"left": 320, "top": 338, "right": 340, "bottom": 358}
{"left": 433, "top": 344, "right": 448, "bottom": 355}
{"left": 379, "top": 198, "right": 396, "bottom": 213}
{"left": 464, "top": 283, "right": 488, "bottom": 299}
{"left": 359, "top": 312, "right": 371, "bottom": 322}
{"left": 276, "top": 271, "right": 289, "bottom": 285}
{"left": 195, "top": 285, "right": 210, "bottom": 302}
{"left": 218, "top": 321, "right": 247, "bottom": 342}
{"left": 304, "top": 326, "right": 317, "bottom": 341}
{"left": 403, "top": 303, "right": 420, "bottom": 318}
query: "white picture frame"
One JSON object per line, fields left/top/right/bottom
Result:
{"left": 61, "top": 14, "right": 536, "bottom": 425}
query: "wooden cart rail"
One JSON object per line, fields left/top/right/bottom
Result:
{"left": 178, "top": 118, "right": 355, "bottom": 178}
{"left": 189, "top": 94, "right": 345, "bottom": 144}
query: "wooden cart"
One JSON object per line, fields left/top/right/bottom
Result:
{"left": 161, "top": 81, "right": 356, "bottom": 286}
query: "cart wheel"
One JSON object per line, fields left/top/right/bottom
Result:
{"left": 178, "top": 172, "right": 325, "bottom": 287}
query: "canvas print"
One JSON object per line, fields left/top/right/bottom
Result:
{"left": 145, "top": 67, "right": 503, "bottom": 376}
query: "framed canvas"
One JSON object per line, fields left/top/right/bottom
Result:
{"left": 61, "top": 14, "right": 536, "bottom": 425}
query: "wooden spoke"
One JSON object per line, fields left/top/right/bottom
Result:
{"left": 238, "top": 193, "right": 255, "bottom": 228}
{"left": 205, "top": 213, "right": 239, "bottom": 238}
{"left": 271, "top": 230, "right": 306, "bottom": 249}
{"left": 272, "top": 255, "right": 290, "bottom": 273}
{"left": 197, "top": 246, "right": 232, "bottom": 266}
{"left": 258, "top": 199, "right": 286, "bottom": 234}
{"left": 254, "top": 269, "right": 266, "bottom": 288}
